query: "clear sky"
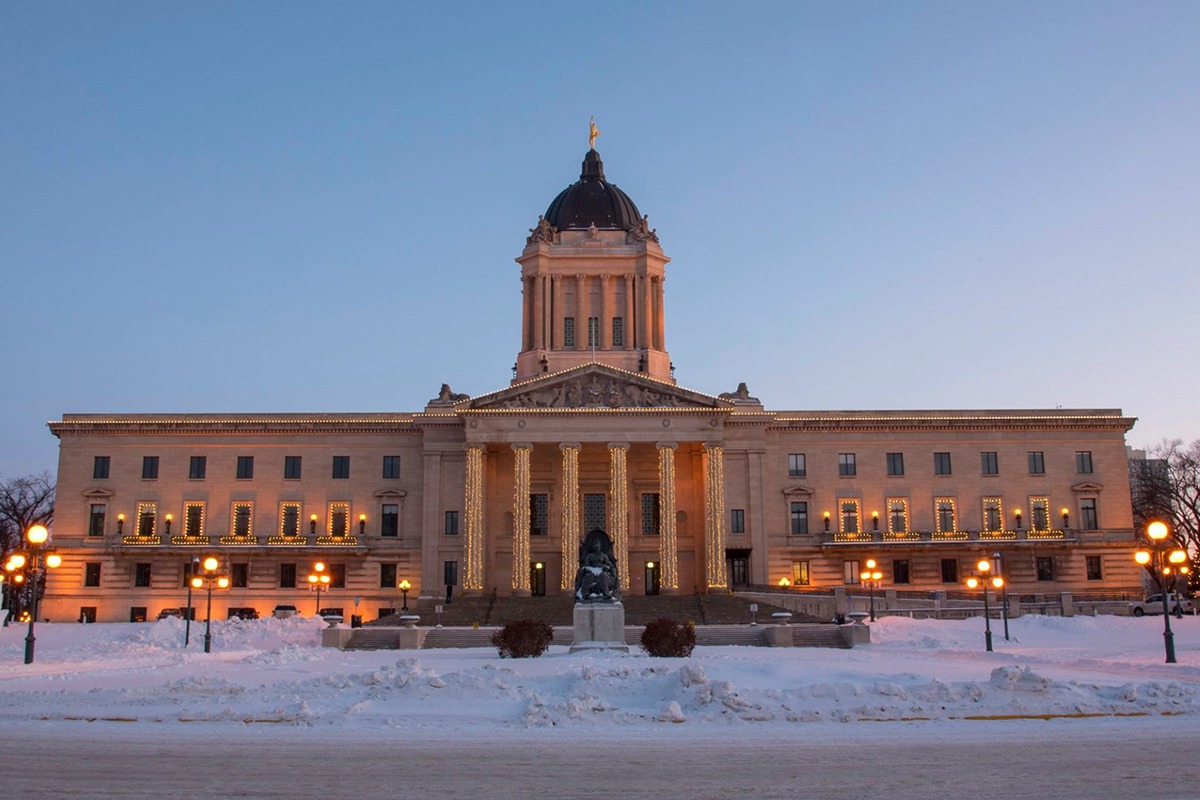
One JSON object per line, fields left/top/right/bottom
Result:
{"left": 2, "top": 1, "right": 1198, "bottom": 479}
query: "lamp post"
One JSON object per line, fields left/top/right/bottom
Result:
{"left": 190, "top": 556, "right": 228, "bottom": 654}
{"left": 992, "top": 551, "right": 1010, "bottom": 641}
{"left": 1134, "top": 521, "right": 1189, "bottom": 664}
{"left": 11, "top": 525, "right": 63, "bottom": 664}
{"left": 965, "top": 558, "right": 1003, "bottom": 653}
{"left": 859, "top": 558, "right": 883, "bottom": 622}
{"left": 399, "top": 578, "right": 411, "bottom": 611}
{"left": 183, "top": 556, "right": 199, "bottom": 646}
{"left": 308, "top": 562, "right": 330, "bottom": 614}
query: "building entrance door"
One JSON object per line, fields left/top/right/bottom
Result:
{"left": 530, "top": 561, "right": 546, "bottom": 597}
{"left": 644, "top": 561, "right": 661, "bottom": 595}
{"left": 727, "top": 549, "right": 752, "bottom": 587}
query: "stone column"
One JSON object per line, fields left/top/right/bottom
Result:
{"left": 599, "top": 274, "right": 611, "bottom": 350}
{"left": 552, "top": 274, "right": 564, "bottom": 350}
{"left": 657, "top": 442, "right": 679, "bottom": 593}
{"left": 608, "top": 442, "right": 630, "bottom": 591}
{"left": 638, "top": 275, "right": 651, "bottom": 353}
{"left": 521, "top": 277, "right": 531, "bottom": 352}
{"left": 575, "top": 274, "right": 587, "bottom": 351}
{"left": 511, "top": 443, "right": 532, "bottom": 596}
{"left": 654, "top": 276, "right": 666, "bottom": 351}
{"left": 531, "top": 276, "right": 544, "bottom": 351}
{"left": 703, "top": 443, "right": 728, "bottom": 590}
{"left": 463, "top": 444, "right": 486, "bottom": 592}
{"left": 560, "top": 443, "right": 581, "bottom": 591}
{"left": 623, "top": 274, "right": 635, "bottom": 349}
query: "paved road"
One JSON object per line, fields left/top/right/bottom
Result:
{"left": 3, "top": 718, "right": 1197, "bottom": 800}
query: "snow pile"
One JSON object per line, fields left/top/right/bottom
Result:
{"left": 0, "top": 614, "right": 1196, "bottom": 733}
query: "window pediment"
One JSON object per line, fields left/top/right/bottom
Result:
{"left": 782, "top": 484, "right": 815, "bottom": 497}
{"left": 1071, "top": 482, "right": 1104, "bottom": 493}
{"left": 83, "top": 488, "right": 115, "bottom": 499}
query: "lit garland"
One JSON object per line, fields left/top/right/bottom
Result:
{"left": 463, "top": 445, "right": 485, "bottom": 591}
{"left": 560, "top": 444, "right": 580, "bottom": 590}
{"left": 887, "top": 497, "right": 909, "bottom": 534}
{"left": 136, "top": 502, "right": 157, "bottom": 538}
{"left": 657, "top": 443, "right": 678, "bottom": 590}
{"left": 982, "top": 497, "right": 1004, "bottom": 532}
{"left": 512, "top": 444, "right": 531, "bottom": 591}
{"left": 608, "top": 443, "right": 629, "bottom": 590}
{"left": 839, "top": 498, "right": 861, "bottom": 534}
{"left": 1030, "top": 497, "right": 1050, "bottom": 532}
{"left": 184, "top": 502, "right": 205, "bottom": 538}
{"left": 704, "top": 443, "right": 727, "bottom": 589}
{"left": 934, "top": 497, "right": 957, "bottom": 533}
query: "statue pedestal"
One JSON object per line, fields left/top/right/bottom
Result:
{"left": 570, "top": 601, "right": 629, "bottom": 653}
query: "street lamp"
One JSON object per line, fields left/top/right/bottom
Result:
{"left": 992, "top": 551, "right": 1010, "bottom": 641}
{"left": 308, "top": 562, "right": 330, "bottom": 614}
{"left": 859, "top": 558, "right": 883, "bottom": 622}
{"left": 190, "top": 556, "right": 228, "bottom": 654}
{"left": 1134, "top": 521, "right": 1189, "bottom": 664}
{"left": 11, "top": 525, "right": 63, "bottom": 664}
{"left": 965, "top": 558, "right": 1004, "bottom": 653}
{"left": 183, "top": 556, "right": 200, "bottom": 646}
{"left": 399, "top": 579, "right": 411, "bottom": 611}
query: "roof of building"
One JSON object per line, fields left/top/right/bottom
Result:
{"left": 543, "top": 149, "right": 642, "bottom": 231}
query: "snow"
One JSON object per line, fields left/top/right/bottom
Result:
{"left": 1, "top": 614, "right": 1197, "bottom": 737}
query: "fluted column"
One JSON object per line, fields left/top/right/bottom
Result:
{"left": 657, "top": 442, "right": 679, "bottom": 593}
{"left": 638, "top": 275, "right": 651, "bottom": 352}
{"left": 703, "top": 443, "right": 728, "bottom": 590}
{"left": 608, "top": 442, "right": 630, "bottom": 591}
{"left": 654, "top": 276, "right": 666, "bottom": 351}
{"left": 623, "top": 274, "right": 635, "bottom": 350}
{"left": 511, "top": 443, "right": 532, "bottom": 596}
{"left": 532, "top": 276, "right": 545, "bottom": 351}
{"left": 521, "top": 276, "right": 531, "bottom": 352}
{"left": 599, "top": 274, "right": 611, "bottom": 350}
{"left": 463, "top": 443, "right": 486, "bottom": 592}
{"left": 560, "top": 443, "right": 581, "bottom": 590}
{"left": 575, "top": 274, "right": 587, "bottom": 351}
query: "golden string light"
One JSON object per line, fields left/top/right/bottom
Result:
{"left": 560, "top": 444, "right": 580, "bottom": 590}
{"left": 658, "top": 443, "right": 678, "bottom": 591}
{"left": 512, "top": 444, "right": 531, "bottom": 591}
{"left": 704, "top": 443, "right": 727, "bottom": 589}
{"left": 608, "top": 443, "right": 629, "bottom": 590}
{"left": 463, "top": 445, "right": 485, "bottom": 591}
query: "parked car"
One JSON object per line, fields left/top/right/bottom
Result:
{"left": 1130, "top": 594, "right": 1194, "bottom": 617}
{"left": 156, "top": 608, "right": 182, "bottom": 620}
{"left": 272, "top": 604, "right": 299, "bottom": 619}
{"left": 226, "top": 607, "right": 259, "bottom": 620}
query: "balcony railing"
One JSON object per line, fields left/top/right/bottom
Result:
{"left": 218, "top": 535, "right": 259, "bottom": 546}
{"left": 823, "top": 529, "right": 1071, "bottom": 546}
{"left": 120, "top": 535, "right": 161, "bottom": 546}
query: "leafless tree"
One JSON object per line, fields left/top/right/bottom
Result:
{"left": 0, "top": 472, "right": 56, "bottom": 559}
{"left": 1130, "top": 440, "right": 1200, "bottom": 590}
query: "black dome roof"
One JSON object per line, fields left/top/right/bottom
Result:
{"left": 544, "top": 150, "right": 641, "bottom": 231}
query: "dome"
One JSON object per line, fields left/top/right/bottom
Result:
{"left": 543, "top": 149, "right": 642, "bottom": 231}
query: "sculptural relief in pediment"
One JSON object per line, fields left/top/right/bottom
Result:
{"left": 477, "top": 373, "right": 714, "bottom": 411}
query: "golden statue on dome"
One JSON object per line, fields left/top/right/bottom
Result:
{"left": 588, "top": 116, "right": 601, "bottom": 150}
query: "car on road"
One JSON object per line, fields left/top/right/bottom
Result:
{"left": 271, "top": 604, "right": 299, "bottom": 619}
{"left": 156, "top": 608, "right": 183, "bottom": 620}
{"left": 1130, "top": 594, "right": 1194, "bottom": 617}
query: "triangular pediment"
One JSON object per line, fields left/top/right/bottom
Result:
{"left": 467, "top": 363, "right": 731, "bottom": 411}
{"left": 1071, "top": 482, "right": 1105, "bottom": 493}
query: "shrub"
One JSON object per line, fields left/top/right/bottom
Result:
{"left": 640, "top": 617, "right": 696, "bottom": 657}
{"left": 491, "top": 619, "right": 555, "bottom": 658}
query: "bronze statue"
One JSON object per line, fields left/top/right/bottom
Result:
{"left": 574, "top": 529, "right": 618, "bottom": 603}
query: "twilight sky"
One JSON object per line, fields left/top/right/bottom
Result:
{"left": 2, "top": 2, "right": 1198, "bottom": 479}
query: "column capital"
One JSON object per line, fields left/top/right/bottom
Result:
{"left": 511, "top": 442, "right": 533, "bottom": 452}
{"left": 559, "top": 442, "right": 582, "bottom": 452}
{"left": 703, "top": 441, "right": 725, "bottom": 451}
{"left": 464, "top": 442, "right": 486, "bottom": 453}
{"left": 607, "top": 441, "right": 630, "bottom": 451}
{"left": 656, "top": 441, "right": 678, "bottom": 451}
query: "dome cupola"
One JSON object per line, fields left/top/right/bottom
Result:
{"left": 543, "top": 149, "right": 642, "bottom": 231}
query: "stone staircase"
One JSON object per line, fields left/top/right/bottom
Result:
{"left": 343, "top": 628, "right": 402, "bottom": 650}
{"left": 791, "top": 624, "right": 852, "bottom": 649}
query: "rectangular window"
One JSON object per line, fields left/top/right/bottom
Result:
{"left": 236, "top": 456, "right": 254, "bottom": 480}
{"left": 893, "top": 559, "right": 911, "bottom": 585}
{"left": 444, "top": 511, "right": 459, "bottom": 535}
{"left": 142, "top": 456, "right": 159, "bottom": 480}
{"left": 840, "top": 499, "right": 861, "bottom": 534}
{"left": 382, "top": 455, "right": 401, "bottom": 479}
{"left": 940, "top": 558, "right": 958, "bottom": 583}
{"left": 983, "top": 498, "right": 1003, "bottom": 531}
{"left": 332, "top": 456, "right": 350, "bottom": 479}
{"left": 611, "top": 316, "right": 624, "bottom": 347}
{"left": 328, "top": 503, "right": 349, "bottom": 537}
{"left": 279, "top": 563, "right": 297, "bottom": 589}
{"left": 1036, "top": 556, "right": 1054, "bottom": 581}
{"left": 280, "top": 503, "right": 300, "bottom": 538}
{"left": 642, "top": 493, "right": 661, "bottom": 536}
{"left": 232, "top": 502, "right": 253, "bottom": 538}
{"left": 1086, "top": 556, "right": 1103, "bottom": 581}
{"left": 444, "top": 560, "right": 459, "bottom": 587}
{"left": 887, "top": 498, "right": 908, "bottom": 533}
{"left": 587, "top": 316, "right": 599, "bottom": 347}
{"left": 730, "top": 509, "right": 745, "bottom": 534}
{"left": 1028, "top": 451, "right": 1045, "bottom": 475}
{"left": 843, "top": 560, "right": 861, "bottom": 585}
{"left": 184, "top": 503, "right": 204, "bottom": 538}
{"left": 136, "top": 502, "right": 157, "bottom": 538}
{"left": 791, "top": 560, "right": 810, "bottom": 586}
{"left": 934, "top": 452, "right": 952, "bottom": 475}
{"left": 93, "top": 456, "right": 110, "bottom": 479}
{"left": 1080, "top": 498, "right": 1098, "bottom": 530}
{"left": 380, "top": 563, "right": 397, "bottom": 590}
{"left": 981, "top": 452, "right": 998, "bottom": 475}
{"left": 189, "top": 456, "right": 207, "bottom": 480}
{"left": 838, "top": 453, "right": 856, "bottom": 477}
{"left": 530, "top": 494, "right": 549, "bottom": 536}
{"left": 231, "top": 563, "right": 249, "bottom": 589}
{"left": 564, "top": 317, "right": 575, "bottom": 348}
{"left": 886, "top": 452, "right": 904, "bottom": 476}
{"left": 381, "top": 504, "right": 399, "bottom": 537}
{"left": 85, "top": 562, "right": 102, "bottom": 587}
{"left": 329, "top": 563, "right": 346, "bottom": 589}
{"left": 1030, "top": 497, "right": 1050, "bottom": 531}
{"left": 789, "top": 501, "right": 808, "bottom": 535}
{"left": 89, "top": 504, "right": 106, "bottom": 537}
{"left": 935, "top": 498, "right": 956, "bottom": 532}
{"left": 787, "top": 453, "right": 806, "bottom": 478}
{"left": 1076, "top": 451, "right": 1093, "bottom": 474}
{"left": 284, "top": 456, "right": 302, "bottom": 480}
{"left": 134, "top": 562, "right": 151, "bottom": 588}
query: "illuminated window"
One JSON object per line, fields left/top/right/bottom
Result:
{"left": 838, "top": 453, "right": 856, "bottom": 477}
{"left": 934, "top": 452, "right": 951, "bottom": 475}
{"left": 564, "top": 317, "right": 575, "bottom": 348}
{"left": 332, "top": 456, "right": 350, "bottom": 480}
{"left": 382, "top": 456, "right": 401, "bottom": 479}
{"left": 788, "top": 453, "right": 806, "bottom": 477}
{"left": 381, "top": 504, "right": 399, "bottom": 537}
{"left": 184, "top": 503, "right": 204, "bottom": 538}
{"left": 612, "top": 317, "right": 624, "bottom": 347}
{"left": 284, "top": 456, "right": 302, "bottom": 480}
{"left": 789, "top": 502, "right": 808, "bottom": 535}
{"left": 1030, "top": 497, "right": 1050, "bottom": 531}
{"left": 328, "top": 503, "right": 349, "bottom": 537}
{"left": 236, "top": 456, "right": 254, "bottom": 480}
{"left": 935, "top": 498, "right": 956, "bottom": 532}
{"left": 791, "top": 560, "right": 810, "bottom": 586}
{"left": 983, "top": 498, "right": 1003, "bottom": 531}
{"left": 136, "top": 502, "right": 157, "bottom": 538}
{"left": 840, "top": 499, "right": 860, "bottom": 533}
{"left": 89, "top": 504, "right": 106, "bottom": 537}
{"left": 232, "top": 502, "right": 253, "bottom": 537}
{"left": 886, "top": 453, "right": 904, "bottom": 476}
{"left": 981, "top": 452, "right": 998, "bottom": 476}
{"left": 1028, "top": 451, "right": 1045, "bottom": 474}
{"left": 189, "top": 456, "right": 207, "bottom": 480}
{"left": 642, "top": 494, "right": 661, "bottom": 535}
{"left": 93, "top": 456, "right": 110, "bottom": 479}
{"left": 1076, "top": 451, "right": 1093, "bottom": 474}
{"left": 887, "top": 498, "right": 908, "bottom": 533}
{"left": 142, "top": 456, "right": 159, "bottom": 480}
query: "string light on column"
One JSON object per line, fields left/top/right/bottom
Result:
{"left": 560, "top": 444, "right": 580, "bottom": 590}
{"left": 463, "top": 444, "right": 485, "bottom": 591}
{"left": 704, "top": 443, "right": 728, "bottom": 589}
{"left": 658, "top": 442, "right": 678, "bottom": 591}
{"left": 512, "top": 444, "right": 532, "bottom": 591}
{"left": 608, "top": 443, "right": 630, "bottom": 591}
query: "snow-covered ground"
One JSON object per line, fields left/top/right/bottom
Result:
{"left": 2, "top": 613, "right": 1197, "bottom": 735}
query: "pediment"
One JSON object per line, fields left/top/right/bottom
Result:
{"left": 1071, "top": 482, "right": 1105, "bottom": 493}
{"left": 467, "top": 364, "right": 731, "bottom": 411}
{"left": 374, "top": 489, "right": 408, "bottom": 500}
{"left": 83, "top": 488, "right": 115, "bottom": 499}
{"left": 782, "top": 484, "right": 816, "bottom": 497}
